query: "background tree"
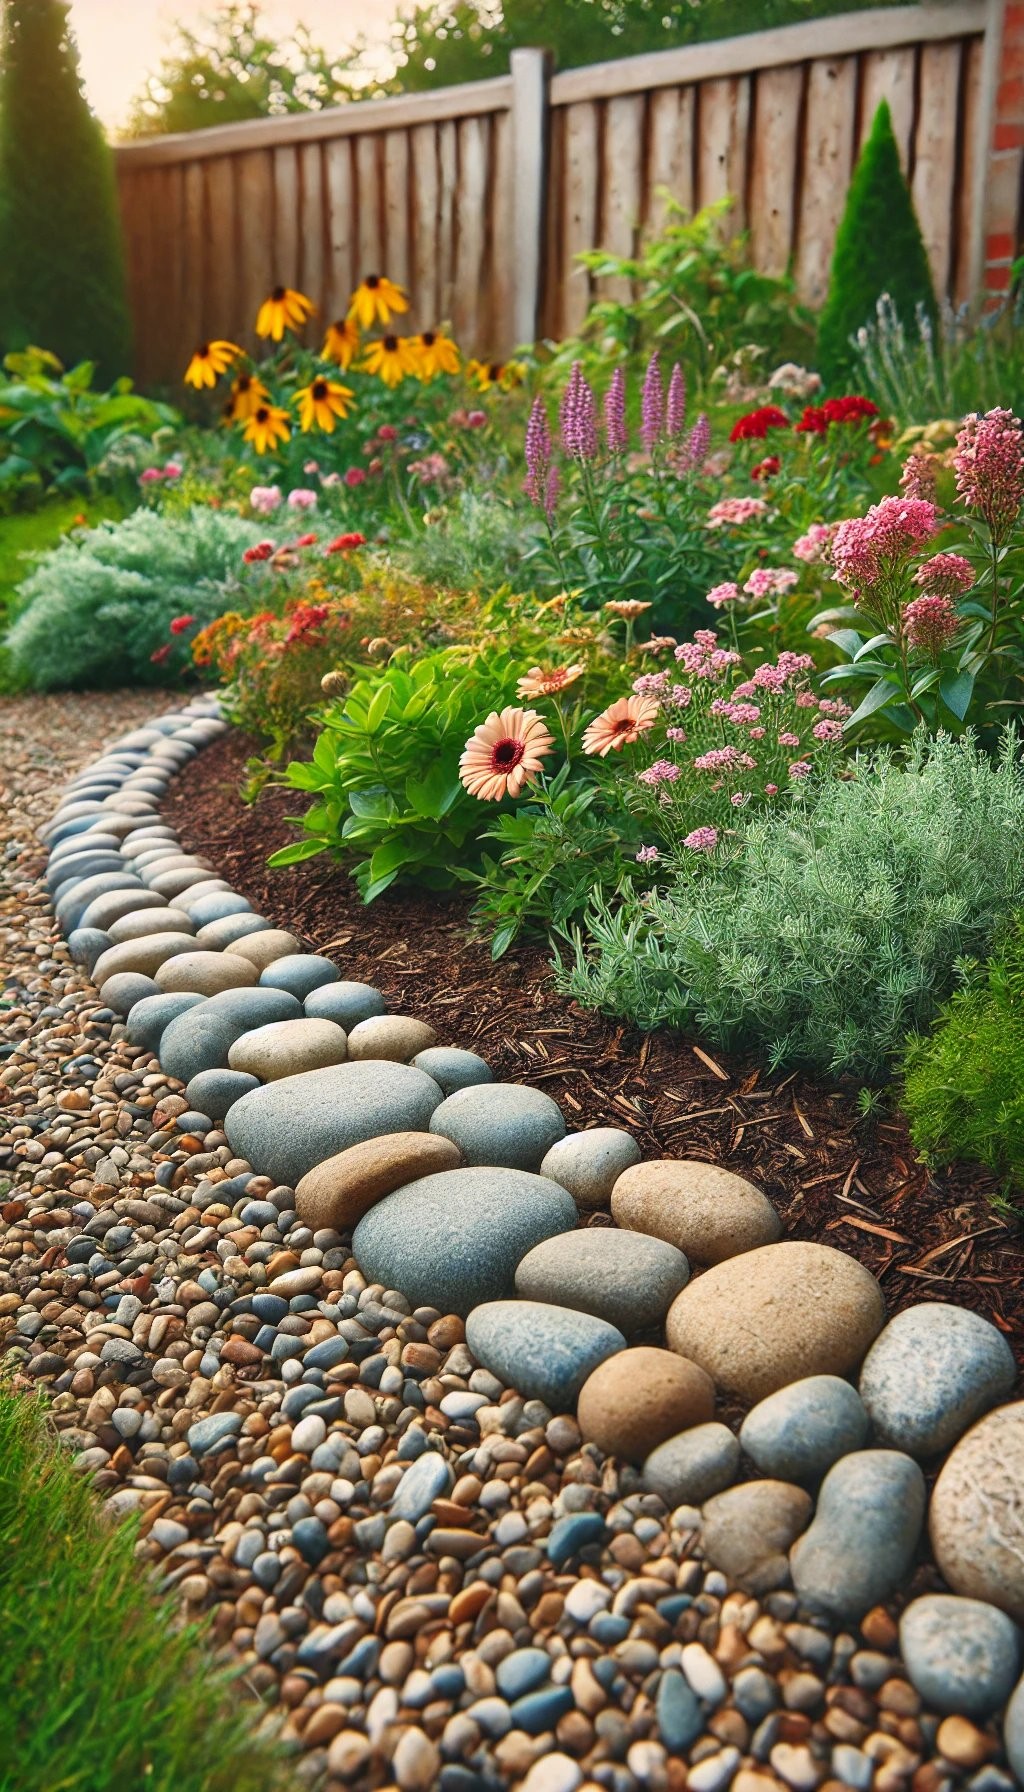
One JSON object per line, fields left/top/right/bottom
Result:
{"left": 125, "top": 1, "right": 360, "bottom": 137}
{"left": 0, "top": 0, "right": 131, "bottom": 380}
{"left": 817, "top": 99, "right": 937, "bottom": 388}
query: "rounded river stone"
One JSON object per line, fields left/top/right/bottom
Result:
{"left": 643, "top": 1423, "right": 741, "bottom": 1508}
{"left": 701, "top": 1481, "right": 814, "bottom": 1594}
{"left": 57, "top": 873, "right": 142, "bottom": 931}
{"left": 515, "top": 1228, "right": 689, "bottom": 1334}
{"left": 305, "top": 980, "right": 387, "bottom": 1029}
{"left": 185, "top": 1068, "right": 261, "bottom": 1122}
{"left": 232, "top": 930, "right": 301, "bottom": 970}
{"left": 790, "top": 1449, "right": 926, "bottom": 1621}
{"left": 899, "top": 1594, "right": 1021, "bottom": 1718}
{"left": 929, "top": 1403, "right": 1024, "bottom": 1620}
{"left": 107, "top": 908, "right": 195, "bottom": 944}
{"left": 195, "top": 913, "right": 272, "bottom": 950}
{"left": 1006, "top": 1676, "right": 1024, "bottom": 1784}
{"left": 858, "top": 1302, "right": 1017, "bottom": 1458}
{"left": 665, "top": 1241, "right": 885, "bottom": 1402}
{"left": 428, "top": 1082, "right": 566, "bottom": 1171}
{"left": 92, "top": 931, "right": 205, "bottom": 987}
{"left": 125, "top": 992, "right": 206, "bottom": 1053}
{"left": 739, "top": 1376, "right": 869, "bottom": 1482}
{"left": 159, "top": 988, "right": 303, "bottom": 1083}
{"left": 465, "top": 1298, "right": 625, "bottom": 1408}
{"left": 611, "top": 1159, "right": 781, "bottom": 1266}
{"left": 228, "top": 1017, "right": 349, "bottom": 1080}
{"left": 576, "top": 1346, "right": 715, "bottom": 1461}
{"left": 67, "top": 928, "right": 110, "bottom": 973}
{"left": 185, "top": 891, "right": 253, "bottom": 926}
{"left": 155, "top": 951, "right": 259, "bottom": 995}
{"left": 347, "top": 1015, "right": 437, "bottom": 1063}
{"left": 100, "top": 972, "right": 161, "bottom": 1016}
{"left": 353, "top": 1167, "right": 576, "bottom": 1316}
{"left": 412, "top": 1047, "right": 493, "bottom": 1095}
{"left": 259, "top": 954, "right": 339, "bottom": 1000}
{"left": 540, "top": 1128, "right": 641, "bottom": 1211}
{"left": 226, "top": 1059, "right": 445, "bottom": 1188}
{"left": 295, "top": 1132, "right": 463, "bottom": 1232}
{"left": 79, "top": 888, "right": 166, "bottom": 932}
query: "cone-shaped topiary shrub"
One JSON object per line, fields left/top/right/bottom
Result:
{"left": 0, "top": 0, "right": 132, "bottom": 382}
{"left": 817, "top": 99, "right": 937, "bottom": 389}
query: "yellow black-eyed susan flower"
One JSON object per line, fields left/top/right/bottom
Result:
{"left": 226, "top": 372, "right": 270, "bottom": 422}
{"left": 255, "top": 285, "right": 315, "bottom": 342}
{"left": 242, "top": 403, "right": 292, "bottom": 454}
{"left": 184, "top": 340, "right": 241, "bottom": 388}
{"left": 348, "top": 274, "right": 408, "bottom": 331}
{"left": 362, "top": 334, "right": 418, "bottom": 389}
{"left": 467, "top": 357, "right": 526, "bottom": 392}
{"left": 322, "top": 317, "right": 360, "bottom": 369}
{"left": 295, "top": 376, "right": 356, "bottom": 433}
{"left": 412, "top": 329, "right": 461, "bottom": 380}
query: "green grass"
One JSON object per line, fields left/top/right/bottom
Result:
{"left": 0, "top": 1389, "right": 290, "bottom": 1792}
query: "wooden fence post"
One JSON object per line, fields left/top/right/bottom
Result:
{"left": 510, "top": 47, "right": 551, "bottom": 346}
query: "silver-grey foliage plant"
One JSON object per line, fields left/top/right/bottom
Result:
{"left": 559, "top": 729, "right": 1024, "bottom": 1081}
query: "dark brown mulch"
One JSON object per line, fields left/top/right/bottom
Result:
{"left": 167, "top": 728, "right": 1024, "bottom": 1366}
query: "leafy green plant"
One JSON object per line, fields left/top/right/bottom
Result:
{"left": 817, "top": 101, "right": 937, "bottom": 389}
{"left": 560, "top": 728, "right": 1024, "bottom": 1081}
{"left": 901, "top": 916, "right": 1024, "bottom": 1196}
{"left": 0, "top": 347, "right": 179, "bottom": 507}
{"left": 269, "top": 647, "right": 524, "bottom": 898}
{"left": 0, "top": 1387, "right": 287, "bottom": 1792}
{"left": 5, "top": 503, "right": 262, "bottom": 688}
{"left": 0, "top": 0, "right": 132, "bottom": 383}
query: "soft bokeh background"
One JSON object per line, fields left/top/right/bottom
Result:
{"left": 69, "top": 0, "right": 395, "bottom": 129}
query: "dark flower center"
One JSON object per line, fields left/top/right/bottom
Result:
{"left": 613, "top": 718, "right": 632, "bottom": 736}
{"left": 421, "top": 331, "right": 436, "bottom": 347}
{"left": 312, "top": 379, "right": 329, "bottom": 400}
{"left": 366, "top": 274, "right": 381, "bottom": 289}
{"left": 489, "top": 364, "right": 502, "bottom": 380}
{"left": 236, "top": 374, "right": 252, "bottom": 392}
{"left": 198, "top": 343, "right": 209, "bottom": 357}
{"left": 332, "top": 319, "right": 348, "bottom": 332}
{"left": 384, "top": 336, "right": 399, "bottom": 352}
{"left": 272, "top": 286, "right": 286, "bottom": 301}
{"left": 255, "top": 407, "right": 270, "bottom": 423}
{"left": 492, "top": 738, "right": 525, "bottom": 771}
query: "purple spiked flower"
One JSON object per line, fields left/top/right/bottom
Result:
{"left": 685, "top": 412, "right": 710, "bottom": 470}
{"left": 560, "top": 362, "right": 598, "bottom": 461}
{"left": 640, "top": 353, "right": 664, "bottom": 453}
{"left": 604, "top": 367, "right": 628, "bottom": 454}
{"left": 666, "top": 364, "right": 686, "bottom": 439}
{"left": 524, "top": 395, "right": 552, "bottom": 506}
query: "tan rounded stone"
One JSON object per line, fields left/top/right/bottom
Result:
{"left": 611, "top": 1159, "right": 781, "bottom": 1266}
{"left": 929, "top": 1402, "right": 1024, "bottom": 1620}
{"left": 228, "top": 1017, "right": 349, "bottom": 1080}
{"left": 576, "top": 1345, "right": 715, "bottom": 1462}
{"left": 92, "top": 931, "right": 205, "bottom": 987}
{"left": 154, "top": 950, "right": 259, "bottom": 994}
{"left": 700, "top": 1480, "right": 814, "bottom": 1593}
{"left": 347, "top": 1015, "right": 437, "bottom": 1063}
{"left": 665, "top": 1241, "right": 885, "bottom": 1403}
{"left": 230, "top": 929, "right": 302, "bottom": 969}
{"left": 107, "top": 907, "right": 195, "bottom": 944}
{"left": 295, "top": 1130, "right": 462, "bottom": 1231}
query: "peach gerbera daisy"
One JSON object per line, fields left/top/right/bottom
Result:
{"left": 460, "top": 707, "right": 554, "bottom": 800}
{"left": 516, "top": 663, "right": 585, "bottom": 698}
{"left": 582, "top": 695, "right": 660, "bottom": 757}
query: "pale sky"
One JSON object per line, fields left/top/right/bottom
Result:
{"left": 69, "top": 0, "right": 398, "bottom": 134}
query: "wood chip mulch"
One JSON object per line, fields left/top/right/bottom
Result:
{"left": 166, "top": 728, "right": 1024, "bottom": 1367}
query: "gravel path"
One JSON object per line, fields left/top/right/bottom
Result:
{"left": 0, "top": 691, "right": 1017, "bottom": 1792}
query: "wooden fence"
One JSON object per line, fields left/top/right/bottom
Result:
{"left": 114, "top": 0, "right": 1004, "bottom": 389}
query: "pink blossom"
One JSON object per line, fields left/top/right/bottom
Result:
{"left": 954, "top": 407, "right": 1024, "bottom": 543}
{"left": 632, "top": 671, "right": 669, "bottom": 698}
{"left": 163, "top": 462, "right": 183, "bottom": 478}
{"left": 139, "top": 468, "right": 163, "bottom": 485}
{"left": 748, "top": 727, "right": 765, "bottom": 740}
{"left": 711, "top": 699, "right": 761, "bottom": 726}
{"left": 777, "top": 731, "right": 801, "bottom": 747}
{"left": 764, "top": 783, "right": 778, "bottom": 795}
{"left": 466, "top": 410, "right": 487, "bottom": 428}
{"left": 788, "top": 760, "right": 812, "bottom": 780}
{"left": 743, "top": 566, "right": 798, "bottom": 600}
{"left": 345, "top": 467, "right": 367, "bottom": 488}
{"left": 707, "top": 497, "right": 768, "bottom": 528}
{"left": 683, "top": 826, "right": 719, "bottom": 853}
{"left": 674, "top": 632, "right": 742, "bottom": 682}
{"left": 812, "top": 719, "right": 843, "bottom": 743}
{"left": 635, "top": 844, "right": 660, "bottom": 864}
{"left": 287, "top": 488, "right": 318, "bottom": 511}
{"left": 913, "top": 552, "right": 974, "bottom": 598}
{"left": 730, "top": 791, "right": 750, "bottom": 806}
{"left": 250, "top": 484, "right": 282, "bottom": 514}
{"left": 902, "top": 592, "right": 960, "bottom": 656}
{"left": 831, "top": 496, "right": 939, "bottom": 597}
{"left": 794, "top": 691, "right": 817, "bottom": 708}
{"left": 818, "top": 698, "right": 851, "bottom": 719}
{"left": 793, "top": 522, "right": 835, "bottom": 563}
{"left": 706, "top": 582, "right": 740, "bottom": 609}
{"left": 665, "top": 726, "right": 687, "bottom": 742}
{"left": 637, "top": 759, "right": 682, "bottom": 787}
{"left": 900, "top": 448, "right": 937, "bottom": 503}
{"left": 303, "top": 459, "right": 321, "bottom": 476}
{"left": 693, "top": 746, "right": 740, "bottom": 773}
{"left": 321, "top": 472, "right": 342, "bottom": 488}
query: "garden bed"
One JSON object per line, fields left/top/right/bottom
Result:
{"left": 168, "top": 725, "right": 1024, "bottom": 1364}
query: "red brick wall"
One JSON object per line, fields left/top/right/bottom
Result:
{"left": 985, "top": 0, "right": 1024, "bottom": 292}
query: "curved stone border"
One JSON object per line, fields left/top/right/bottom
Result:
{"left": 40, "top": 700, "right": 1024, "bottom": 1770}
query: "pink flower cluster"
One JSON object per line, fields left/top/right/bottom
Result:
{"left": 674, "top": 630, "right": 742, "bottom": 682}
{"left": 831, "top": 497, "right": 939, "bottom": 597}
{"left": 793, "top": 522, "right": 836, "bottom": 563}
{"left": 693, "top": 746, "right": 743, "bottom": 773}
{"left": 139, "top": 461, "right": 182, "bottom": 487}
{"left": 707, "top": 497, "right": 768, "bottom": 528}
{"left": 250, "top": 485, "right": 282, "bottom": 515}
{"left": 684, "top": 826, "right": 719, "bottom": 853}
{"left": 743, "top": 566, "right": 798, "bottom": 600}
{"left": 900, "top": 448, "right": 938, "bottom": 503}
{"left": 733, "top": 651, "right": 815, "bottom": 697}
{"left": 901, "top": 593, "right": 960, "bottom": 656}
{"left": 954, "top": 407, "right": 1024, "bottom": 544}
{"left": 637, "top": 759, "right": 682, "bottom": 787}
{"left": 913, "top": 552, "right": 974, "bottom": 598}
{"left": 711, "top": 699, "right": 761, "bottom": 725}
{"left": 635, "top": 844, "right": 660, "bottom": 864}
{"left": 287, "top": 488, "right": 318, "bottom": 512}
{"left": 706, "top": 582, "right": 739, "bottom": 609}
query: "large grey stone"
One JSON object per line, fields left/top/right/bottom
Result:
{"left": 465, "top": 1299, "right": 625, "bottom": 1408}
{"left": 185, "top": 1068, "right": 261, "bottom": 1122}
{"left": 107, "top": 907, "right": 195, "bottom": 944}
{"left": 99, "top": 972, "right": 161, "bottom": 1016}
{"left": 789, "top": 1450, "right": 926, "bottom": 1621}
{"left": 643, "top": 1424, "right": 741, "bottom": 1508}
{"left": 259, "top": 955, "right": 339, "bottom": 1000}
{"left": 428, "top": 1082, "right": 565, "bottom": 1170}
{"left": 515, "top": 1227, "right": 689, "bottom": 1334}
{"left": 899, "top": 1595, "right": 1021, "bottom": 1718}
{"left": 49, "top": 852, "right": 124, "bottom": 895}
{"left": 160, "top": 988, "right": 303, "bottom": 1083}
{"left": 92, "top": 931, "right": 205, "bottom": 987}
{"left": 195, "top": 913, "right": 272, "bottom": 950}
{"left": 305, "top": 981, "right": 387, "bottom": 1029}
{"left": 701, "top": 1481, "right": 814, "bottom": 1594}
{"left": 739, "top": 1376, "right": 869, "bottom": 1482}
{"left": 540, "top": 1128, "right": 641, "bottom": 1211}
{"left": 57, "top": 873, "right": 142, "bottom": 931}
{"left": 858, "top": 1303, "right": 1017, "bottom": 1459}
{"left": 353, "top": 1167, "right": 576, "bottom": 1316}
{"left": 929, "top": 1403, "right": 1024, "bottom": 1620}
{"left": 125, "top": 992, "right": 206, "bottom": 1053}
{"left": 184, "top": 891, "right": 253, "bottom": 926}
{"left": 226, "top": 1059, "right": 444, "bottom": 1188}
{"left": 80, "top": 888, "right": 166, "bottom": 932}
{"left": 412, "top": 1047, "right": 493, "bottom": 1095}
{"left": 155, "top": 950, "right": 259, "bottom": 995}
{"left": 67, "top": 927, "right": 110, "bottom": 973}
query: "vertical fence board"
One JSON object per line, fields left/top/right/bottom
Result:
{"left": 452, "top": 115, "right": 489, "bottom": 341}
{"left": 411, "top": 124, "right": 440, "bottom": 322}
{"left": 384, "top": 130, "right": 412, "bottom": 292}
{"left": 274, "top": 146, "right": 300, "bottom": 287}
{"left": 912, "top": 40, "right": 963, "bottom": 291}
{"left": 356, "top": 133, "right": 383, "bottom": 278}
{"left": 234, "top": 151, "right": 275, "bottom": 345}
{"left": 299, "top": 142, "right": 325, "bottom": 308}
{"left": 696, "top": 76, "right": 751, "bottom": 228}
{"left": 797, "top": 57, "right": 858, "bottom": 303}
{"left": 561, "top": 100, "right": 599, "bottom": 335}
{"left": 598, "top": 94, "right": 645, "bottom": 301}
{"left": 181, "top": 161, "right": 207, "bottom": 350}
{"left": 437, "top": 120, "right": 458, "bottom": 326}
{"left": 648, "top": 85, "right": 695, "bottom": 225}
{"left": 159, "top": 165, "right": 187, "bottom": 381}
{"left": 490, "top": 109, "right": 516, "bottom": 349}
{"left": 955, "top": 34, "right": 985, "bottom": 302}
{"left": 860, "top": 45, "right": 917, "bottom": 163}
{"left": 324, "top": 138, "right": 355, "bottom": 322}
{"left": 748, "top": 64, "right": 805, "bottom": 275}
{"left": 203, "top": 155, "right": 238, "bottom": 338}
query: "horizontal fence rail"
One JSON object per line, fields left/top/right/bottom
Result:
{"left": 114, "top": 0, "right": 1001, "bottom": 389}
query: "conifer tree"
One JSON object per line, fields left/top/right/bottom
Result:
{"left": 817, "top": 100, "right": 937, "bottom": 389}
{"left": 0, "top": 0, "right": 132, "bottom": 381}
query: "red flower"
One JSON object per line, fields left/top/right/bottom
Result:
{"left": 285, "top": 602, "right": 332, "bottom": 646}
{"left": 377, "top": 424, "right": 399, "bottom": 442}
{"left": 466, "top": 410, "right": 487, "bottom": 429}
{"left": 751, "top": 456, "right": 781, "bottom": 481}
{"left": 243, "top": 540, "right": 275, "bottom": 563}
{"left": 824, "top": 394, "right": 879, "bottom": 425}
{"left": 729, "top": 405, "right": 790, "bottom": 443}
{"left": 150, "top": 643, "right": 172, "bottom": 664}
{"left": 294, "top": 532, "right": 318, "bottom": 548}
{"left": 326, "top": 532, "right": 367, "bottom": 553}
{"left": 795, "top": 405, "right": 828, "bottom": 434}
{"left": 169, "top": 614, "right": 196, "bottom": 635}
{"left": 345, "top": 467, "right": 367, "bottom": 487}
